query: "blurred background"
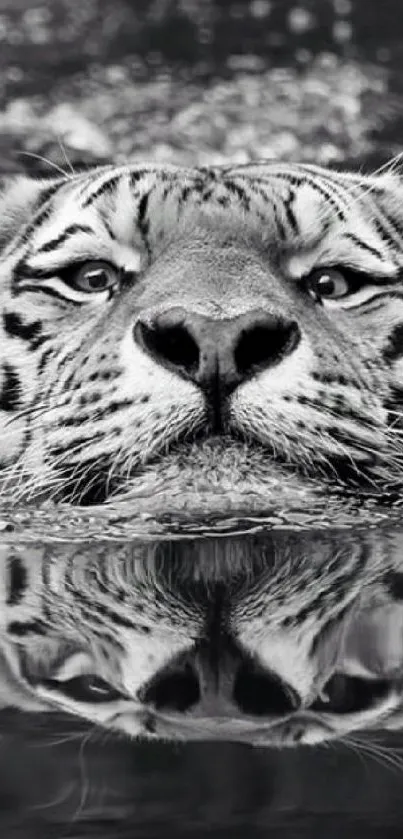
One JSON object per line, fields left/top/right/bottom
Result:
{"left": 0, "top": 0, "right": 401, "bottom": 174}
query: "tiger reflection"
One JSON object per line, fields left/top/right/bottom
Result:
{"left": 1, "top": 529, "right": 403, "bottom": 747}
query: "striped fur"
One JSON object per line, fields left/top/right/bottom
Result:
{"left": 1, "top": 532, "right": 403, "bottom": 745}
{"left": 0, "top": 161, "right": 403, "bottom": 507}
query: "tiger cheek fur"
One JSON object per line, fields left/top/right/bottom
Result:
{"left": 0, "top": 161, "right": 402, "bottom": 505}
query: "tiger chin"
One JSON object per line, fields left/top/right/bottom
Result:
{"left": 0, "top": 160, "right": 403, "bottom": 512}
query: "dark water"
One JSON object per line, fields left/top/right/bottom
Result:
{"left": 1, "top": 1, "right": 403, "bottom": 837}
{"left": 1, "top": 717, "right": 403, "bottom": 839}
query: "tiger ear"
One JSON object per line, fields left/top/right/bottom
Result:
{"left": 0, "top": 175, "right": 60, "bottom": 253}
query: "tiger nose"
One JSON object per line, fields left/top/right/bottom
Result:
{"left": 140, "top": 639, "right": 299, "bottom": 719}
{"left": 134, "top": 308, "right": 300, "bottom": 395}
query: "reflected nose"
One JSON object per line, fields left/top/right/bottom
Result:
{"left": 140, "top": 640, "right": 299, "bottom": 719}
{"left": 134, "top": 307, "right": 300, "bottom": 396}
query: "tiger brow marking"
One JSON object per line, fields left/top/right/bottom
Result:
{"left": 5, "top": 181, "right": 64, "bottom": 258}
{"left": 99, "top": 214, "right": 117, "bottom": 241}
{"left": 294, "top": 165, "right": 353, "bottom": 207}
{"left": 371, "top": 204, "right": 403, "bottom": 248}
{"left": 296, "top": 175, "right": 347, "bottom": 221}
{"left": 343, "top": 232, "right": 386, "bottom": 261}
{"left": 36, "top": 224, "right": 95, "bottom": 254}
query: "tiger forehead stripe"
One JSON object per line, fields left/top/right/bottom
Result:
{"left": 80, "top": 167, "right": 151, "bottom": 210}
{"left": 371, "top": 202, "right": 403, "bottom": 249}
{"left": 230, "top": 165, "right": 351, "bottom": 215}
{"left": 343, "top": 233, "right": 387, "bottom": 262}
{"left": 36, "top": 224, "right": 95, "bottom": 255}
{"left": 4, "top": 180, "right": 64, "bottom": 259}
{"left": 75, "top": 164, "right": 116, "bottom": 195}
{"left": 82, "top": 174, "right": 123, "bottom": 209}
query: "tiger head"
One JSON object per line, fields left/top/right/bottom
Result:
{"left": 1, "top": 161, "right": 403, "bottom": 510}
{"left": 2, "top": 530, "right": 403, "bottom": 747}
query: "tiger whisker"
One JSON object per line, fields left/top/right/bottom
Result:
{"left": 16, "top": 151, "right": 72, "bottom": 180}
{"left": 55, "top": 134, "right": 76, "bottom": 176}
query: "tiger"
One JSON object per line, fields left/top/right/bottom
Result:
{"left": 1, "top": 528, "right": 403, "bottom": 747}
{"left": 0, "top": 159, "right": 403, "bottom": 512}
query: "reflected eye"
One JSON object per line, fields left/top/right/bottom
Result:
{"left": 310, "top": 673, "right": 390, "bottom": 715}
{"left": 305, "top": 268, "right": 350, "bottom": 301}
{"left": 67, "top": 261, "right": 119, "bottom": 293}
{"left": 44, "top": 674, "right": 124, "bottom": 704}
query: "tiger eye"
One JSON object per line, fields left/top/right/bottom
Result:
{"left": 71, "top": 261, "right": 119, "bottom": 293}
{"left": 306, "top": 268, "right": 349, "bottom": 300}
{"left": 44, "top": 674, "right": 125, "bottom": 703}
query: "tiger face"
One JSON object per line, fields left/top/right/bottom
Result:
{"left": 2, "top": 531, "right": 403, "bottom": 747}
{"left": 1, "top": 161, "right": 403, "bottom": 509}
